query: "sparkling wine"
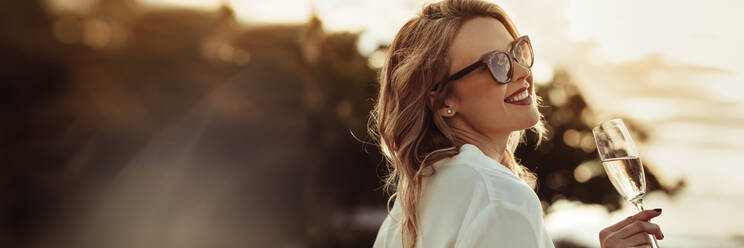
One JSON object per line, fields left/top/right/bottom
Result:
{"left": 601, "top": 156, "right": 646, "bottom": 204}
{"left": 594, "top": 119, "right": 660, "bottom": 247}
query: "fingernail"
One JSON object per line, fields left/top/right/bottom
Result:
{"left": 654, "top": 208, "right": 662, "bottom": 213}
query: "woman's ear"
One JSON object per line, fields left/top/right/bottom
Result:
{"left": 429, "top": 91, "right": 456, "bottom": 118}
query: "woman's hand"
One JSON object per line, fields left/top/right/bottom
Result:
{"left": 599, "top": 208, "right": 664, "bottom": 248}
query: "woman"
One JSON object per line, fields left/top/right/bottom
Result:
{"left": 369, "top": 0, "right": 664, "bottom": 247}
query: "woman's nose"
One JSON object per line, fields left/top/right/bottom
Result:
{"left": 509, "top": 58, "right": 531, "bottom": 84}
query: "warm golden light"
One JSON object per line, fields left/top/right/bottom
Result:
{"left": 33, "top": 0, "right": 744, "bottom": 247}
{"left": 83, "top": 18, "right": 111, "bottom": 48}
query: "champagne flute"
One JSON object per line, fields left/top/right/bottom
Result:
{"left": 592, "top": 119, "right": 660, "bottom": 248}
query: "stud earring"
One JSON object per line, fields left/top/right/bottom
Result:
{"left": 446, "top": 109, "right": 453, "bottom": 114}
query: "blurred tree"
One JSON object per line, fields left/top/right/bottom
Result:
{"left": 0, "top": 1, "right": 67, "bottom": 247}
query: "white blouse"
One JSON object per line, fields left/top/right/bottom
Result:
{"left": 373, "top": 144, "right": 555, "bottom": 248}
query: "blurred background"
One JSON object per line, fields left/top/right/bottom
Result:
{"left": 2, "top": 0, "right": 743, "bottom": 247}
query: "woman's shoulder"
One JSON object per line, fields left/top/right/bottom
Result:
{"left": 427, "top": 144, "right": 541, "bottom": 211}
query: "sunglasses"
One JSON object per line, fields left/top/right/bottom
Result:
{"left": 432, "top": 35, "right": 533, "bottom": 91}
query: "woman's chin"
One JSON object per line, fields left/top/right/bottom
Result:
{"left": 518, "top": 110, "right": 541, "bottom": 130}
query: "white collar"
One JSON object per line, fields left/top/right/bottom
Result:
{"left": 458, "top": 144, "right": 519, "bottom": 179}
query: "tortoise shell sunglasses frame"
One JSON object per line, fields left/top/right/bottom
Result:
{"left": 432, "top": 35, "right": 533, "bottom": 92}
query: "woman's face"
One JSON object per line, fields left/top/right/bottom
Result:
{"left": 442, "top": 17, "right": 539, "bottom": 137}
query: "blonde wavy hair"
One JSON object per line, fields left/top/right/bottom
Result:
{"left": 368, "top": 0, "right": 547, "bottom": 247}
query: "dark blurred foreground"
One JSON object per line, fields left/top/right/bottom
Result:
{"left": 1, "top": 1, "right": 683, "bottom": 247}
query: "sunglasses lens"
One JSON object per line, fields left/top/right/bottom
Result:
{"left": 513, "top": 39, "right": 533, "bottom": 68}
{"left": 486, "top": 52, "right": 511, "bottom": 83}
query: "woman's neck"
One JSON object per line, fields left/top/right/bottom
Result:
{"left": 451, "top": 126, "right": 509, "bottom": 163}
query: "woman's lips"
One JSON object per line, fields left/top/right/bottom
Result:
{"left": 504, "top": 85, "right": 532, "bottom": 105}
{"left": 506, "top": 94, "right": 531, "bottom": 105}
{"left": 505, "top": 87, "right": 528, "bottom": 99}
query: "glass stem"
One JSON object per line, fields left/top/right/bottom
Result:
{"left": 632, "top": 199, "right": 645, "bottom": 211}
{"left": 631, "top": 199, "right": 661, "bottom": 248}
